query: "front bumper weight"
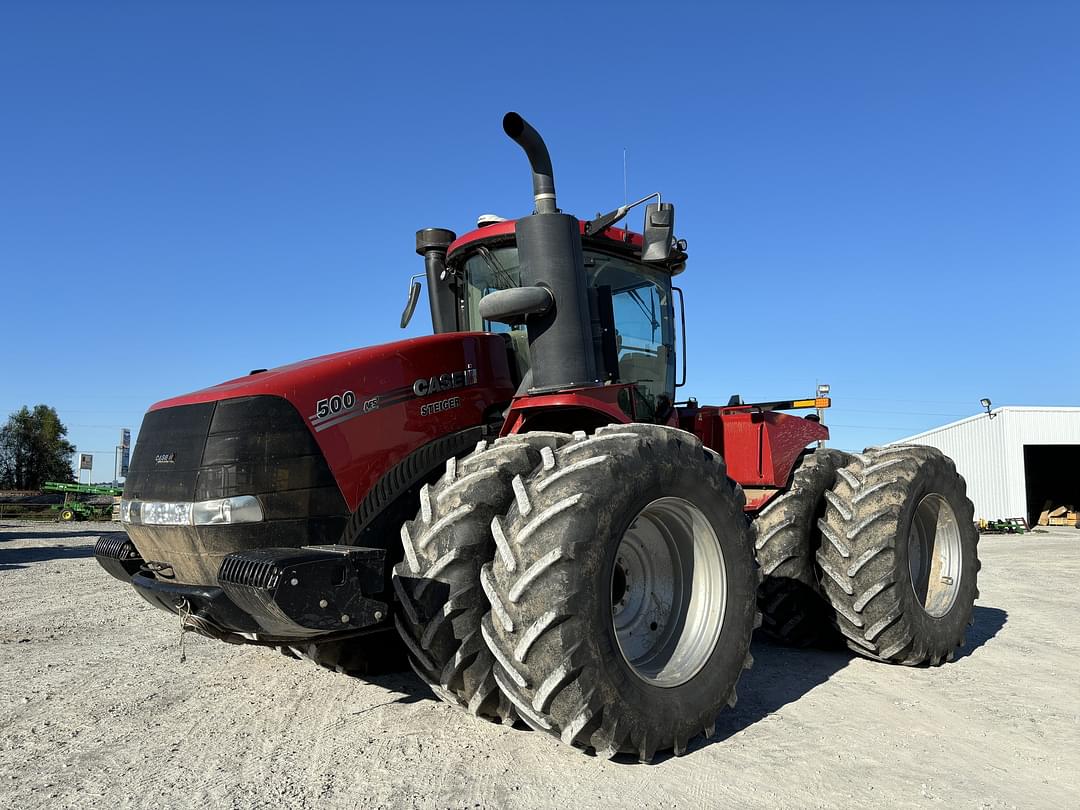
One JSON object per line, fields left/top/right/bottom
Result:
{"left": 130, "top": 573, "right": 262, "bottom": 635}
{"left": 218, "top": 545, "right": 388, "bottom": 638}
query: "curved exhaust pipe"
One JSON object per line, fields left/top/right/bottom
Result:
{"left": 503, "top": 112, "right": 557, "bottom": 214}
{"left": 481, "top": 112, "right": 598, "bottom": 392}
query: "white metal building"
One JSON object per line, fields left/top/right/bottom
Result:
{"left": 893, "top": 406, "right": 1080, "bottom": 524}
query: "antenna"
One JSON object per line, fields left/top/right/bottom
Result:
{"left": 623, "top": 147, "right": 629, "bottom": 242}
{"left": 623, "top": 147, "right": 628, "bottom": 207}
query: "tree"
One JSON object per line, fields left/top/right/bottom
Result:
{"left": 0, "top": 405, "right": 76, "bottom": 490}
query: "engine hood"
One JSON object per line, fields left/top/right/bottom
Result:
{"left": 150, "top": 333, "right": 503, "bottom": 412}
{"left": 138, "top": 332, "right": 517, "bottom": 514}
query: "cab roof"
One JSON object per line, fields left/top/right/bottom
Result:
{"left": 447, "top": 218, "right": 647, "bottom": 264}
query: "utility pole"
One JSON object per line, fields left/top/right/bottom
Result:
{"left": 816, "top": 383, "right": 830, "bottom": 448}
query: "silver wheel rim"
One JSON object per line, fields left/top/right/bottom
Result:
{"left": 610, "top": 497, "right": 727, "bottom": 688}
{"left": 907, "top": 493, "right": 962, "bottom": 618}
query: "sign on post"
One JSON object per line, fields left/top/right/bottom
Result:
{"left": 79, "top": 453, "right": 93, "bottom": 470}
{"left": 118, "top": 428, "right": 131, "bottom": 478}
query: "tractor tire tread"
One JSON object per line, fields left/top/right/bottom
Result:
{"left": 481, "top": 424, "right": 757, "bottom": 758}
{"left": 391, "top": 432, "right": 566, "bottom": 722}
{"left": 817, "top": 445, "right": 979, "bottom": 664}
{"left": 752, "top": 448, "right": 851, "bottom": 646}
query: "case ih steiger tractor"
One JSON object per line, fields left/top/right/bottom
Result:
{"left": 96, "top": 113, "right": 979, "bottom": 760}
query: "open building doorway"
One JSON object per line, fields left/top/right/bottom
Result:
{"left": 1023, "top": 444, "right": 1080, "bottom": 526}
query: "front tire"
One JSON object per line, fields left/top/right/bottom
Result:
{"left": 481, "top": 425, "right": 758, "bottom": 760}
{"left": 816, "top": 445, "right": 979, "bottom": 664}
{"left": 392, "top": 433, "right": 566, "bottom": 722}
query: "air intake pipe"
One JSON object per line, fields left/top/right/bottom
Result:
{"left": 415, "top": 228, "right": 457, "bottom": 334}
{"left": 481, "top": 112, "right": 598, "bottom": 392}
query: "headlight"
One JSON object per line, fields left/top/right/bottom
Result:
{"left": 191, "top": 496, "right": 263, "bottom": 526}
{"left": 142, "top": 501, "right": 193, "bottom": 526}
{"left": 121, "top": 496, "right": 263, "bottom": 526}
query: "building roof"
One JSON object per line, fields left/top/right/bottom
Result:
{"left": 895, "top": 406, "right": 1080, "bottom": 444}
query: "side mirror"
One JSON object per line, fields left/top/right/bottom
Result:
{"left": 399, "top": 276, "right": 422, "bottom": 328}
{"left": 641, "top": 202, "right": 675, "bottom": 262}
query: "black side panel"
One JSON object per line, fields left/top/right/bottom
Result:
{"left": 197, "top": 396, "right": 339, "bottom": 502}
{"left": 593, "top": 285, "right": 619, "bottom": 382}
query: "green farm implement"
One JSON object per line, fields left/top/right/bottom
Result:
{"left": 43, "top": 481, "right": 123, "bottom": 521}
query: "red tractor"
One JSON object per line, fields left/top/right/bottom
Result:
{"left": 96, "top": 113, "right": 979, "bottom": 760}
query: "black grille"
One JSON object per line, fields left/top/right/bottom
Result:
{"left": 124, "top": 396, "right": 345, "bottom": 517}
{"left": 219, "top": 554, "right": 278, "bottom": 589}
{"left": 94, "top": 532, "right": 144, "bottom": 583}
{"left": 95, "top": 533, "right": 139, "bottom": 560}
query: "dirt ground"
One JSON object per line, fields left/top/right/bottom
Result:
{"left": 0, "top": 522, "right": 1076, "bottom": 809}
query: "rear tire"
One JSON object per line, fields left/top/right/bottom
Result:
{"left": 392, "top": 433, "right": 567, "bottom": 722}
{"left": 753, "top": 448, "right": 850, "bottom": 646}
{"left": 816, "top": 445, "right": 979, "bottom": 665}
{"left": 59, "top": 508, "right": 75, "bottom": 522}
{"left": 481, "top": 425, "right": 758, "bottom": 760}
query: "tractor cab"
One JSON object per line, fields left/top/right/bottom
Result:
{"left": 447, "top": 220, "right": 683, "bottom": 416}
{"left": 404, "top": 112, "right": 688, "bottom": 427}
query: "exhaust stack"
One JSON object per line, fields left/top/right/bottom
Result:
{"left": 502, "top": 112, "right": 558, "bottom": 215}
{"left": 483, "top": 112, "right": 597, "bottom": 392}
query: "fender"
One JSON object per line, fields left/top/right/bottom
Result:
{"left": 500, "top": 382, "right": 676, "bottom": 435}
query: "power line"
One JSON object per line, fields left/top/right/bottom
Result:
{"left": 833, "top": 396, "right": 983, "bottom": 406}
{"left": 833, "top": 408, "right": 968, "bottom": 418}
{"left": 829, "top": 423, "right": 930, "bottom": 431}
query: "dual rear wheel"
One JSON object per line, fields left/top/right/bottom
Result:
{"left": 815, "top": 445, "right": 979, "bottom": 664}
{"left": 392, "top": 424, "right": 758, "bottom": 759}
{"left": 389, "top": 428, "right": 980, "bottom": 757}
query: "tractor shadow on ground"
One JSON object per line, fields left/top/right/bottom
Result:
{"left": 335, "top": 602, "right": 1010, "bottom": 763}
{"left": 953, "top": 605, "right": 1008, "bottom": 661}
{"left": 634, "top": 604, "right": 1009, "bottom": 764}
{"left": 361, "top": 670, "right": 436, "bottom": 711}
{"left": 371, "top": 606, "right": 1011, "bottom": 764}
{"left": 0, "top": 526, "right": 115, "bottom": 542}
{"left": 670, "top": 638, "right": 854, "bottom": 761}
{"left": 326, "top": 578, "right": 1008, "bottom": 761}
{"left": 0, "top": 544, "right": 97, "bottom": 571}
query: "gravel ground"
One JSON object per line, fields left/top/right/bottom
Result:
{"left": 0, "top": 522, "right": 1076, "bottom": 809}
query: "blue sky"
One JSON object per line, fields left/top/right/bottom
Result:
{"left": 1, "top": 2, "right": 1077, "bottom": 481}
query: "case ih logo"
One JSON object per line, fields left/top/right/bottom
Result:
{"left": 309, "top": 367, "right": 479, "bottom": 433}
{"left": 412, "top": 368, "right": 479, "bottom": 397}
{"left": 154, "top": 453, "right": 176, "bottom": 464}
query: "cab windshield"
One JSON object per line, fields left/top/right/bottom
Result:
{"left": 461, "top": 246, "right": 676, "bottom": 405}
